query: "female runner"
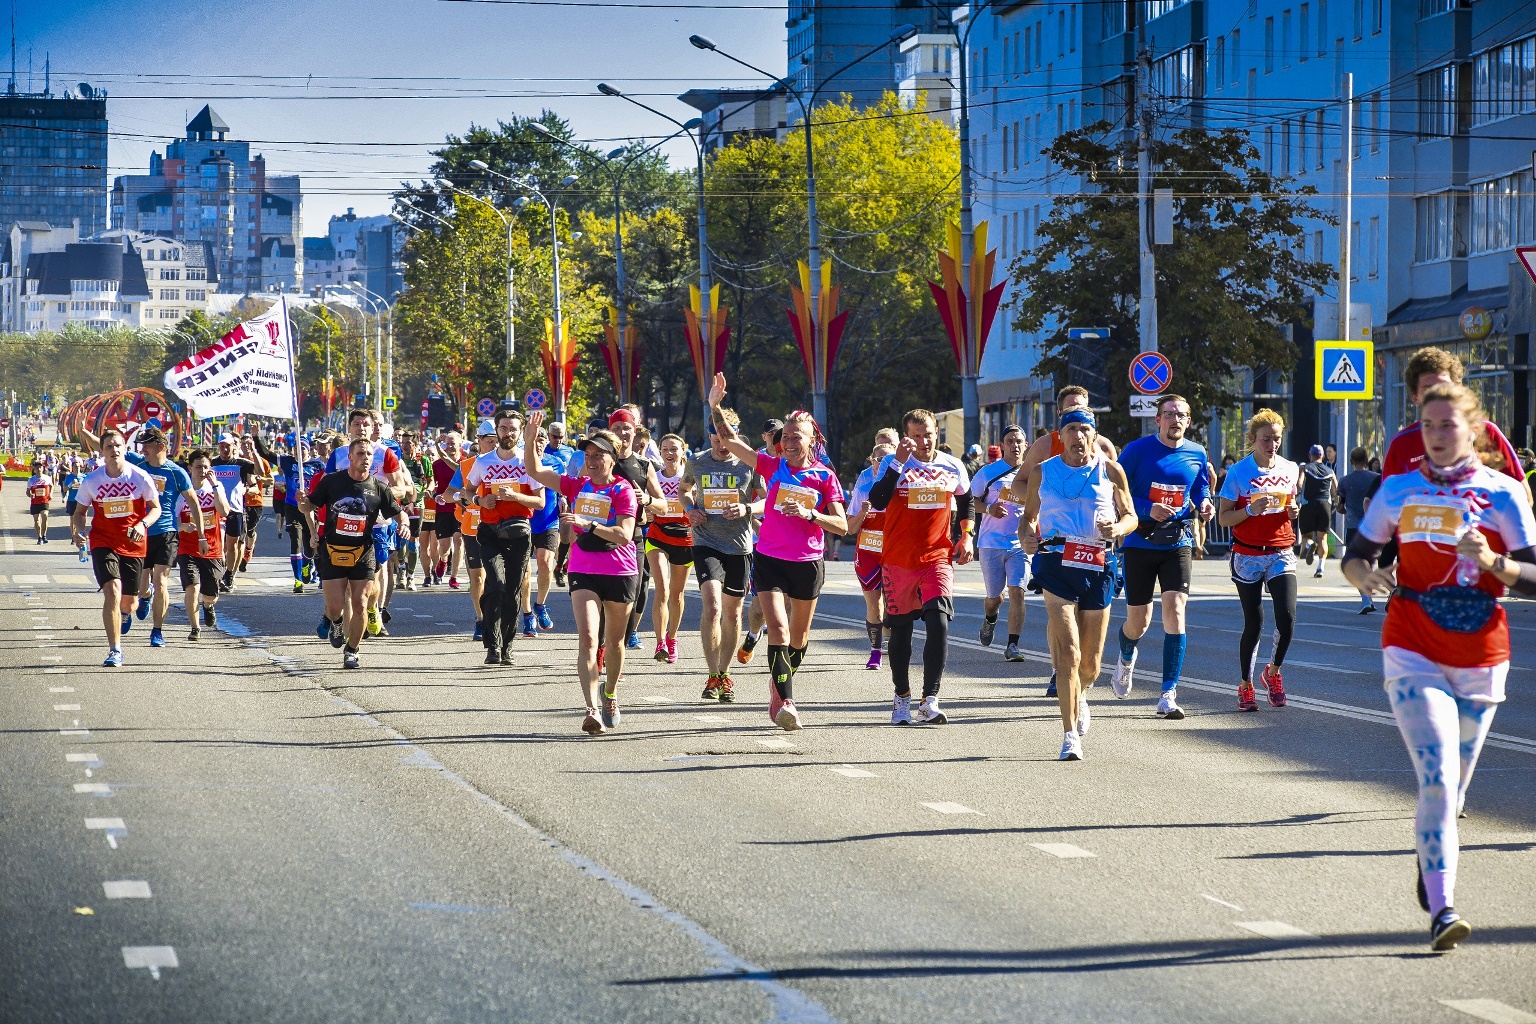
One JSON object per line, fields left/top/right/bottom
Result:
{"left": 646, "top": 433, "right": 695, "bottom": 664}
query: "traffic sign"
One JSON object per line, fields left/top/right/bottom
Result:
{"left": 524, "top": 388, "right": 547, "bottom": 411}
{"left": 1129, "top": 352, "right": 1173, "bottom": 395}
{"left": 476, "top": 397, "right": 497, "bottom": 418}
{"left": 1315, "top": 340, "right": 1373, "bottom": 400}
{"left": 0, "top": 418, "right": 10, "bottom": 430}
{"left": 142, "top": 401, "right": 161, "bottom": 419}
{"left": 1067, "top": 326, "right": 1111, "bottom": 340}
{"left": 1518, "top": 246, "right": 1536, "bottom": 286}
{"left": 382, "top": 396, "right": 397, "bottom": 411}
{"left": 1129, "top": 394, "right": 1162, "bottom": 418}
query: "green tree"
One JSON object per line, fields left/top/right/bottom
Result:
{"left": 1012, "top": 124, "right": 1336, "bottom": 441}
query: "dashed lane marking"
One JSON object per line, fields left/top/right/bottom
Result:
{"left": 693, "top": 715, "right": 728, "bottom": 723}
{"left": 121, "top": 946, "right": 177, "bottom": 980}
{"left": 1234, "top": 920, "right": 1313, "bottom": 939}
{"left": 1031, "top": 842, "right": 1096, "bottom": 858}
{"left": 59, "top": 729, "right": 89, "bottom": 737}
{"left": 922, "top": 802, "right": 982, "bottom": 815}
{"left": 44, "top": 668, "right": 68, "bottom": 675}
{"left": 74, "top": 783, "right": 111, "bottom": 795}
{"left": 65, "top": 752, "right": 99, "bottom": 763}
{"left": 1200, "top": 893, "right": 1244, "bottom": 911}
{"left": 53, "top": 704, "right": 81, "bottom": 711}
{"left": 1440, "top": 999, "right": 1536, "bottom": 1024}
{"left": 84, "top": 817, "right": 125, "bottom": 831}
{"left": 828, "top": 766, "right": 878, "bottom": 778}
{"left": 48, "top": 686, "right": 74, "bottom": 693}
{"left": 103, "top": 881, "right": 152, "bottom": 899}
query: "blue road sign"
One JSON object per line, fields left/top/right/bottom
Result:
{"left": 382, "top": 396, "right": 397, "bottom": 411}
{"left": 1067, "top": 326, "right": 1111, "bottom": 340}
{"left": 476, "top": 397, "right": 497, "bottom": 418}
{"left": 524, "top": 388, "right": 547, "bottom": 410}
{"left": 1314, "top": 340, "right": 1374, "bottom": 400}
{"left": 1129, "top": 352, "right": 1173, "bottom": 395}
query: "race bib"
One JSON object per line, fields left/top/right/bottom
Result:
{"left": 858, "top": 529, "right": 884, "bottom": 553}
{"left": 1398, "top": 497, "right": 1463, "bottom": 546}
{"left": 335, "top": 512, "right": 367, "bottom": 537}
{"left": 999, "top": 478, "right": 1027, "bottom": 504}
{"left": 906, "top": 485, "right": 947, "bottom": 510}
{"left": 463, "top": 505, "right": 482, "bottom": 531}
{"left": 1248, "top": 490, "right": 1290, "bottom": 515}
{"left": 776, "top": 483, "right": 819, "bottom": 515}
{"left": 1062, "top": 535, "right": 1107, "bottom": 572}
{"left": 659, "top": 497, "right": 687, "bottom": 518}
{"left": 1149, "top": 482, "right": 1185, "bottom": 507}
{"left": 574, "top": 492, "right": 612, "bottom": 525}
{"left": 702, "top": 488, "right": 737, "bottom": 514}
{"left": 102, "top": 497, "right": 132, "bottom": 519}
{"left": 422, "top": 506, "right": 436, "bottom": 524}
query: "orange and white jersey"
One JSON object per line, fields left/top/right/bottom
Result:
{"left": 77, "top": 464, "right": 158, "bottom": 556}
{"left": 466, "top": 449, "right": 543, "bottom": 524}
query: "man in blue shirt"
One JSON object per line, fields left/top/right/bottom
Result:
{"left": 1109, "top": 394, "right": 1213, "bottom": 720}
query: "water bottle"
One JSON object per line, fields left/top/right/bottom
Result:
{"left": 78, "top": 542, "right": 88, "bottom": 563}
{"left": 1454, "top": 511, "right": 1481, "bottom": 587}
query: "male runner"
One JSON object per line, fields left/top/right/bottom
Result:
{"left": 545, "top": 421, "right": 577, "bottom": 587}
{"left": 868, "top": 409, "right": 975, "bottom": 725}
{"left": 210, "top": 434, "right": 256, "bottom": 592}
{"left": 685, "top": 408, "right": 764, "bottom": 700}
{"left": 1108, "top": 394, "right": 1214, "bottom": 720}
{"left": 524, "top": 425, "right": 563, "bottom": 635}
{"left": 278, "top": 434, "right": 330, "bottom": 593}
{"left": 324, "top": 409, "right": 412, "bottom": 635}
{"left": 466, "top": 408, "right": 544, "bottom": 665}
{"left": 1383, "top": 347, "right": 1528, "bottom": 491}
{"left": 844, "top": 434, "right": 899, "bottom": 669}
{"left": 175, "top": 448, "right": 230, "bottom": 641}
{"left": 1298, "top": 444, "right": 1338, "bottom": 577}
{"left": 447, "top": 422, "right": 498, "bottom": 641}
{"left": 971, "top": 424, "right": 1030, "bottom": 661}
{"left": 71, "top": 428, "right": 161, "bottom": 667}
{"left": 426, "top": 431, "right": 465, "bottom": 586}
{"left": 26, "top": 462, "right": 52, "bottom": 543}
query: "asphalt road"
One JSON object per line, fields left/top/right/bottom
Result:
{"left": 4, "top": 504, "right": 1535, "bottom": 1024}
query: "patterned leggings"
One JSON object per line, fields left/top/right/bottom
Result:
{"left": 1386, "top": 675, "right": 1498, "bottom": 915}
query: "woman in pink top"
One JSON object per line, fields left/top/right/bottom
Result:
{"left": 525, "top": 410, "right": 638, "bottom": 736}
{"left": 707, "top": 373, "right": 847, "bottom": 731}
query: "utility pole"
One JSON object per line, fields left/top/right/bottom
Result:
{"left": 1337, "top": 71, "right": 1354, "bottom": 458}
{"left": 1136, "top": 34, "right": 1158, "bottom": 435}
{"left": 956, "top": 10, "right": 980, "bottom": 450}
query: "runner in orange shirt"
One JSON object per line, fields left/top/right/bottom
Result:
{"left": 71, "top": 428, "right": 161, "bottom": 667}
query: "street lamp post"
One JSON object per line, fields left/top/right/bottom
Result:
{"left": 692, "top": 26, "right": 916, "bottom": 428}
{"left": 348, "top": 283, "right": 391, "bottom": 415}
{"left": 439, "top": 183, "right": 519, "bottom": 403}
{"left": 321, "top": 286, "right": 369, "bottom": 407}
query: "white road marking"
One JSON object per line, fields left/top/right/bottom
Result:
{"left": 1031, "top": 842, "right": 1096, "bottom": 858}
{"left": 41, "top": 656, "right": 63, "bottom": 662}
{"left": 44, "top": 668, "right": 67, "bottom": 675}
{"left": 435, "top": 621, "right": 455, "bottom": 627}
{"left": 74, "top": 783, "right": 111, "bottom": 795}
{"left": 1200, "top": 893, "right": 1244, "bottom": 911}
{"left": 84, "top": 817, "right": 125, "bottom": 830}
{"left": 413, "top": 614, "right": 433, "bottom": 618}
{"left": 121, "top": 946, "right": 177, "bottom": 979}
{"left": 49, "top": 574, "right": 96, "bottom": 585}
{"left": 757, "top": 738, "right": 796, "bottom": 748}
{"left": 48, "top": 686, "right": 74, "bottom": 693}
{"left": 923, "top": 802, "right": 982, "bottom": 815}
{"left": 1234, "top": 920, "right": 1313, "bottom": 938}
{"left": 103, "top": 881, "right": 152, "bottom": 899}
{"left": 1283, "top": 659, "right": 1365, "bottom": 675}
{"left": 59, "top": 729, "right": 89, "bottom": 737}
{"left": 693, "top": 715, "right": 728, "bottom": 723}
{"left": 66, "top": 752, "right": 99, "bottom": 763}
{"left": 1439, "top": 999, "right": 1536, "bottom": 1024}
{"left": 828, "top": 766, "right": 878, "bottom": 778}
{"left": 53, "top": 704, "right": 81, "bottom": 711}
{"left": 31, "top": 625, "right": 52, "bottom": 630}
{"left": 11, "top": 574, "right": 50, "bottom": 585}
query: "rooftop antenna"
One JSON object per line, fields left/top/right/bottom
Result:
{"left": 43, "top": 50, "right": 48, "bottom": 96}
{"left": 8, "top": 0, "right": 15, "bottom": 97}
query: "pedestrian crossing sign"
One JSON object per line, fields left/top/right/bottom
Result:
{"left": 1314, "top": 340, "right": 1373, "bottom": 400}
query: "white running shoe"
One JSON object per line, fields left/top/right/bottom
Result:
{"left": 775, "top": 699, "right": 803, "bottom": 731}
{"left": 1111, "top": 649, "right": 1137, "bottom": 698}
{"left": 891, "top": 693, "right": 913, "bottom": 725}
{"left": 915, "top": 695, "right": 947, "bottom": 725}
{"left": 1156, "top": 689, "right": 1185, "bottom": 720}
{"left": 1076, "top": 693, "right": 1091, "bottom": 736}
{"left": 1059, "top": 731, "right": 1083, "bottom": 761}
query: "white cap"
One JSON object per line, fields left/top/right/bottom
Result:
{"left": 477, "top": 419, "right": 497, "bottom": 437}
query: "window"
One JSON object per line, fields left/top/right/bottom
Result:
{"left": 1036, "top": 20, "right": 1043, "bottom": 66}
{"left": 1002, "top": 125, "right": 1010, "bottom": 171}
{"left": 1003, "top": 35, "right": 1010, "bottom": 76}
{"left": 1265, "top": 17, "right": 1275, "bottom": 72}
{"left": 1368, "top": 217, "right": 1380, "bottom": 277}
{"left": 1350, "top": 222, "right": 1361, "bottom": 280}
{"left": 1024, "top": 26, "right": 1032, "bottom": 68}
{"left": 1299, "top": 5, "right": 1310, "bottom": 60}
{"left": 1102, "top": 1, "right": 1125, "bottom": 37}
{"left": 1312, "top": 229, "right": 1325, "bottom": 262}
{"left": 1371, "top": 0, "right": 1381, "bottom": 33}
{"left": 1013, "top": 121, "right": 1021, "bottom": 165}
{"left": 1472, "top": 36, "right": 1536, "bottom": 125}
{"left": 1315, "top": 114, "right": 1325, "bottom": 167}
{"left": 160, "top": 268, "right": 180, "bottom": 281}
{"left": 1317, "top": 0, "right": 1327, "bottom": 55}
{"left": 160, "top": 289, "right": 180, "bottom": 301}
{"left": 1058, "top": 10, "right": 1066, "bottom": 56}
{"left": 187, "top": 289, "right": 207, "bottom": 302}
{"left": 1231, "top": 31, "right": 1241, "bottom": 85}
{"left": 1370, "top": 92, "right": 1381, "bottom": 152}
{"left": 1470, "top": 174, "right": 1536, "bottom": 254}
{"left": 1143, "top": 0, "right": 1188, "bottom": 20}
{"left": 1352, "top": 0, "right": 1362, "bottom": 40}
{"left": 1415, "top": 191, "right": 1467, "bottom": 261}
{"left": 1265, "top": 126, "right": 1274, "bottom": 173}
{"left": 1069, "top": 6, "right": 1076, "bottom": 52}
{"left": 1299, "top": 112, "right": 1309, "bottom": 170}
{"left": 1418, "top": 65, "right": 1460, "bottom": 137}
{"left": 1282, "top": 10, "right": 1292, "bottom": 68}
{"left": 1420, "top": 0, "right": 1455, "bottom": 16}
{"left": 1152, "top": 44, "right": 1204, "bottom": 103}
{"left": 1068, "top": 99, "right": 1076, "bottom": 128}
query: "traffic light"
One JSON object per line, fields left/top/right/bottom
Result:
{"left": 427, "top": 394, "right": 451, "bottom": 430}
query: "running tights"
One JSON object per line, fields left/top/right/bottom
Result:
{"left": 628, "top": 541, "right": 651, "bottom": 634}
{"left": 287, "top": 513, "right": 312, "bottom": 581}
{"left": 1235, "top": 574, "right": 1297, "bottom": 682}
{"left": 1386, "top": 675, "right": 1497, "bottom": 915}
{"left": 887, "top": 606, "right": 950, "bottom": 699}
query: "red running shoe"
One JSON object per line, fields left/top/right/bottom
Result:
{"left": 1261, "top": 664, "right": 1287, "bottom": 707}
{"left": 1237, "top": 682, "right": 1258, "bottom": 712}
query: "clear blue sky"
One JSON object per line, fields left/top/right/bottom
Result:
{"left": 17, "top": 0, "right": 785, "bottom": 232}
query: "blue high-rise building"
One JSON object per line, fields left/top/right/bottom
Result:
{"left": 787, "top": 0, "right": 954, "bottom": 108}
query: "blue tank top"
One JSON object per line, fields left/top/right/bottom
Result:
{"left": 1036, "top": 456, "right": 1116, "bottom": 542}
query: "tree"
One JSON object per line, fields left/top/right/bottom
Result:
{"left": 1011, "top": 124, "right": 1336, "bottom": 441}
{"left": 0, "top": 325, "right": 172, "bottom": 406}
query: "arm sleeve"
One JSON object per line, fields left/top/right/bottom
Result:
{"left": 953, "top": 490, "right": 974, "bottom": 541}
{"left": 1342, "top": 530, "right": 1388, "bottom": 569}
{"left": 868, "top": 464, "right": 900, "bottom": 510}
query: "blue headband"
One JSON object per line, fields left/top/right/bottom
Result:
{"left": 1059, "top": 409, "right": 1096, "bottom": 430}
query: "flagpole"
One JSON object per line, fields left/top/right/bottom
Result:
{"left": 281, "top": 295, "right": 303, "bottom": 453}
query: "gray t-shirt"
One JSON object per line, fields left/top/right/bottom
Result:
{"left": 1338, "top": 468, "right": 1380, "bottom": 529}
{"left": 685, "top": 451, "right": 762, "bottom": 555}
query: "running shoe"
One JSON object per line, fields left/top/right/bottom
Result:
{"left": 718, "top": 674, "right": 735, "bottom": 703}
{"left": 535, "top": 604, "right": 554, "bottom": 631}
{"left": 120, "top": 612, "right": 132, "bottom": 636}
{"left": 302, "top": 561, "right": 315, "bottom": 584}
{"left": 555, "top": 571, "right": 567, "bottom": 588}
{"left": 601, "top": 695, "right": 621, "bottom": 729}
{"left": 737, "top": 629, "right": 761, "bottom": 665}
{"left": 1430, "top": 908, "right": 1471, "bottom": 952}
{"left": 1303, "top": 540, "right": 1314, "bottom": 565}
{"left": 218, "top": 576, "right": 232, "bottom": 594}
{"left": 865, "top": 648, "right": 883, "bottom": 671}
{"left": 581, "top": 708, "right": 605, "bottom": 735}
{"left": 1111, "top": 649, "right": 1137, "bottom": 698}
{"left": 775, "top": 699, "right": 802, "bottom": 731}
{"left": 328, "top": 618, "right": 345, "bottom": 649}
{"left": 1260, "top": 664, "right": 1287, "bottom": 707}
{"left": 448, "top": 576, "right": 460, "bottom": 590}
{"left": 316, "top": 615, "right": 331, "bottom": 641}
{"left": 1004, "top": 643, "right": 1025, "bottom": 663}
{"left": 103, "top": 648, "right": 123, "bottom": 668}
{"left": 1416, "top": 863, "right": 1430, "bottom": 912}
{"left": 702, "top": 674, "right": 721, "bottom": 701}
{"left": 1076, "top": 694, "right": 1090, "bottom": 736}
{"left": 135, "top": 595, "right": 151, "bottom": 621}
{"left": 768, "top": 685, "right": 784, "bottom": 725}
{"left": 380, "top": 607, "right": 392, "bottom": 625}
{"left": 405, "top": 577, "right": 416, "bottom": 592}
{"left": 421, "top": 575, "right": 432, "bottom": 589}
{"left": 891, "top": 693, "right": 913, "bottom": 725}
{"left": 522, "top": 613, "right": 537, "bottom": 639}
{"left": 435, "top": 560, "right": 448, "bottom": 579}
{"left": 293, "top": 580, "right": 304, "bottom": 595}
{"left": 1359, "top": 600, "right": 1376, "bottom": 615}
{"left": 1314, "top": 566, "right": 1325, "bottom": 579}
{"left": 149, "top": 628, "right": 165, "bottom": 648}
{"left": 205, "top": 607, "right": 218, "bottom": 629}
{"left": 343, "top": 650, "right": 361, "bottom": 670}
{"left": 472, "top": 620, "right": 483, "bottom": 643}
{"left": 666, "top": 638, "right": 678, "bottom": 664}
{"left": 625, "top": 631, "right": 642, "bottom": 651}
{"left": 654, "top": 641, "right": 670, "bottom": 662}
{"left": 484, "top": 648, "right": 500, "bottom": 666}
{"left": 500, "top": 645, "right": 513, "bottom": 666}
{"left": 1237, "top": 682, "right": 1258, "bottom": 712}
{"left": 1059, "top": 731, "right": 1083, "bottom": 761}
{"left": 1045, "top": 673, "right": 1058, "bottom": 698}
{"left": 1156, "top": 689, "right": 1185, "bottom": 720}
{"left": 188, "top": 625, "right": 201, "bottom": 642}
{"left": 915, "top": 695, "right": 947, "bottom": 725}
{"left": 366, "top": 609, "right": 382, "bottom": 637}
{"left": 979, "top": 617, "right": 997, "bottom": 647}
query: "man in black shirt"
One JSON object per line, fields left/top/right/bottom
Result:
{"left": 299, "top": 438, "right": 407, "bottom": 669}
{"left": 1298, "top": 444, "right": 1338, "bottom": 578}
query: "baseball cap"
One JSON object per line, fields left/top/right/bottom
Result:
{"left": 968, "top": 443, "right": 982, "bottom": 455}
{"left": 987, "top": 445, "right": 1001, "bottom": 460}
{"left": 217, "top": 433, "right": 235, "bottom": 444}
{"left": 762, "top": 417, "right": 785, "bottom": 434}
{"left": 139, "top": 426, "right": 167, "bottom": 444}
{"left": 477, "top": 420, "right": 497, "bottom": 437}
{"left": 1308, "top": 444, "right": 1324, "bottom": 458}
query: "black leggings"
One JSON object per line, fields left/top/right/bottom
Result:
{"left": 1235, "top": 573, "right": 1297, "bottom": 682}
{"left": 628, "top": 539, "right": 651, "bottom": 634}
{"left": 480, "top": 524, "right": 532, "bottom": 653}
{"left": 887, "top": 604, "right": 951, "bottom": 699}
{"left": 286, "top": 511, "right": 311, "bottom": 558}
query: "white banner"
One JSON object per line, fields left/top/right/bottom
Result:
{"left": 163, "top": 301, "right": 297, "bottom": 420}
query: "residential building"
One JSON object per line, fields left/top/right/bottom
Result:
{"left": 96, "top": 230, "right": 220, "bottom": 327}
{"left": 786, "top": 0, "right": 954, "bottom": 109}
{"left": 302, "top": 208, "right": 403, "bottom": 297}
{"left": 966, "top": 0, "right": 1536, "bottom": 455}
{"left": 1, "top": 219, "right": 79, "bottom": 332}
{"left": 677, "top": 88, "right": 790, "bottom": 153}
{"left": 896, "top": 34, "right": 960, "bottom": 125}
{"left": 0, "top": 86, "right": 109, "bottom": 240}
{"left": 110, "top": 105, "right": 303, "bottom": 296}
{"left": 18, "top": 240, "right": 151, "bottom": 333}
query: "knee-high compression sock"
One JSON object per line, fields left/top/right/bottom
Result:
{"left": 1161, "top": 633, "right": 1187, "bottom": 693}
{"left": 887, "top": 617, "right": 915, "bottom": 696}
{"left": 1118, "top": 625, "right": 1139, "bottom": 662}
{"left": 405, "top": 541, "right": 418, "bottom": 579}
{"left": 921, "top": 605, "right": 950, "bottom": 699}
{"left": 865, "top": 620, "right": 883, "bottom": 650}
{"left": 767, "top": 645, "right": 793, "bottom": 701}
{"left": 788, "top": 645, "right": 807, "bottom": 671}
{"left": 290, "top": 555, "right": 304, "bottom": 581}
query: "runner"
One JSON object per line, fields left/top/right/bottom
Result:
{"left": 466, "top": 408, "right": 544, "bottom": 666}
{"left": 684, "top": 408, "right": 764, "bottom": 701}
{"left": 843, "top": 438, "right": 897, "bottom": 670}
{"left": 70, "top": 428, "right": 161, "bottom": 667}
{"left": 867, "top": 409, "right": 974, "bottom": 725}
{"left": 1342, "top": 383, "right": 1536, "bottom": 951}
{"left": 545, "top": 421, "right": 577, "bottom": 587}
{"left": 970, "top": 424, "right": 1030, "bottom": 662}
{"left": 1383, "top": 348, "right": 1528, "bottom": 495}
{"left": 1106, "top": 394, "right": 1213, "bottom": 721}
{"left": 398, "top": 430, "right": 432, "bottom": 592}
{"left": 1216, "top": 409, "right": 1300, "bottom": 712}
{"left": 1298, "top": 444, "right": 1337, "bottom": 579}
{"left": 127, "top": 427, "right": 199, "bottom": 647}
{"left": 1019, "top": 409, "right": 1138, "bottom": 759}
{"left": 300, "top": 437, "right": 408, "bottom": 669}
{"left": 209, "top": 434, "right": 256, "bottom": 593}
{"left": 26, "top": 461, "right": 52, "bottom": 543}
{"left": 447, "top": 422, "right": 497, "bottom": 641}
{"left": 645, "top": 433, "right": 694, "bottom": 664}
{"left": 522, "top": 424, "right": 562, "bottom": 636}
{"left": 426, "top": 431, "right": 466, "bottom": 588}
{"left": 61, "top": 459, "right": 83, "bottom": 555}
{"left": 174, "top": 448, "right": 231, "bottom": 641}
{"left": 708, "top": 374, "right": 846, "bottom": 731}
{"left": 278, "top": 434, "right": 330, "bottom": 593}
{"left": 605, "top": 408, "right": 664, "bottom": 653}
{"left": 1337, "top": 445, "right": 1381, "bottom": 612}
{"left": 323, "top": 409, "right": 412, "bottom": 635}
{"left": 238, "top": 433, "right": 273, "bottom": 573}
{"left": 735, "top": 417, "right": 786, "bottom": 666}
{"left": 523, "top": 410, "right": 639, "bottom": 735}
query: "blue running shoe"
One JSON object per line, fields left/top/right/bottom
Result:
{"left": 472, "top": 620, "right": 483, "bottom": 643}
{"left": 135, "top": 595, "right": 151, "bottom": 621}
{"left": 625, "top": 630, "right": 642, "bottom": 650}
{"left": 535, "top": 603, "right": 554, "bottom": 631}
{"left": 315, "top": 615, "right": 330, "bottom": 641}
{"left": 1045, "top": 672, "right": 1058, "bottom": 698}
{"left": 120, "top": 612, "right": 132, "bottom": 635}
{"left": 149, "top": 628, "right": 165, "bottom": 648}
{"left": 103, "top": 649, "right": 123, "bottom": 668}
{"left": 522, "top": 613, "right": 537, "bottom": 638}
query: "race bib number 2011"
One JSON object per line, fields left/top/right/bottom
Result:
{"left": 702, "top": 488, "right": 737, "bottom": 514}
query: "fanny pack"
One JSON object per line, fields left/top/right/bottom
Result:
{"left": 1136, "top": 516, "right": 1190, "bottom": 546}
{"left": 484, "top": 517, "right": 530, "bottom": 541}
{"left": 325, "top": 542, "right": 365, "bottom": 567}
{"left": 1392, "top": 585, "right": 1497, "bottom": 633}
{"left": 575, "top": 529, "right": 624, "bottom": 553}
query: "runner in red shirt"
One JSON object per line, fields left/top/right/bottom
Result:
{"left": 1382, "top": 348, "right": 1529, "bottom": 489}
{"left": 70, "top": 428, "right": 161, "bottom": 667}
{"left": 26, "top": 463, "right": 53, "bottom": 543}
{"left": 175, "top": 448, "right": 232, "bottom": 641}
